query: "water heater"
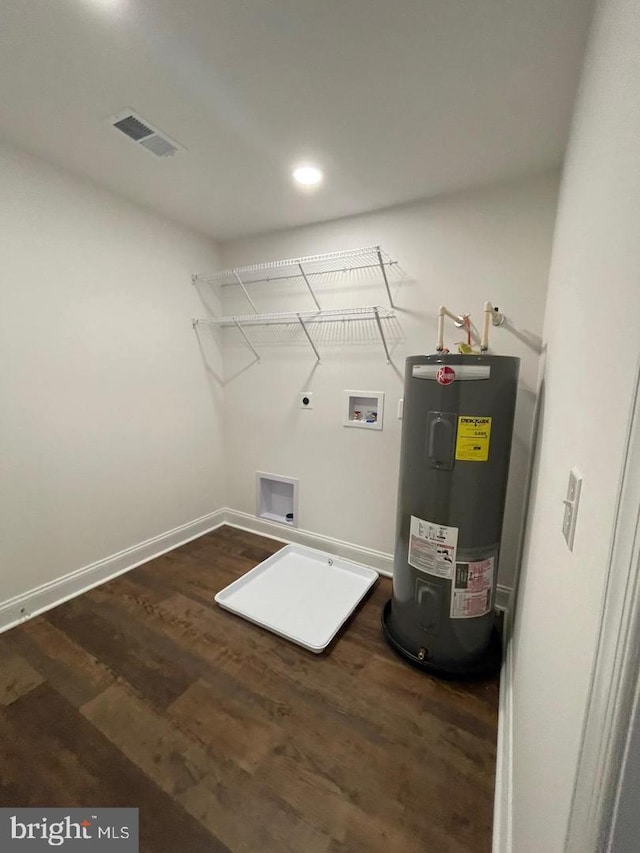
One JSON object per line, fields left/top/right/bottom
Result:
{"left": 383, "top": 353, "right": 519, "bottom": 678}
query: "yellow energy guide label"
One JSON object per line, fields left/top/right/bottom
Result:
{"left": 455, "top": 416, "right": 492, "bottom": 462}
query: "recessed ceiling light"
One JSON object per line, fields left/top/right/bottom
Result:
{"left": 86, "top": 0, "right": 128, "bottom": 12}
{"left": 292, "top": 164, "right": 323, "bottom": 188}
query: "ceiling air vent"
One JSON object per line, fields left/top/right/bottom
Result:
{"left": 109, "top": 109, "right": 183, "bottom": 158}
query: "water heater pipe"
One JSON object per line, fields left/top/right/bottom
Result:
{"left": 481, "top": 302, "right": 492, "bottom": 351}
{"left": 436, "top": 305, "right": 466, "bottom": 351}
{"left": 481, "top": 302, "right": 505, "bottom": 352}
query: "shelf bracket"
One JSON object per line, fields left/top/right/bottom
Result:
{"left": 233, "top": 271, "right": 259, "bottom": 314}
{"left": 376, "top": 247, "right": 395, "bottom": 308}
{"left": 297, "top": 313, "right": 321, "bottom": 362}
{"left": 233, "top": 318, "right": 260, "bottom": 362}
{"left": 298, "top": 263, "right": 321, "bottom": 311}
{"left": 373, "top": 307, "right": 392, "bottom": 364}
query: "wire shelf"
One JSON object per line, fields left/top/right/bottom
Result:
{"left": 193, "top": 305, "right": 395, "bottom": 328}
{"left": 191, "top": 246, "right": 400, "bottom": 363}
{"left": 193, "top": 246, "right": 397, "bottom": 288}
{"left": 193, "top": 306, "right": 396, "bottom": 363}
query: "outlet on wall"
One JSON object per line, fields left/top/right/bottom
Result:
{"left": 299, "top": 392, "right": 313, "bottom": 409}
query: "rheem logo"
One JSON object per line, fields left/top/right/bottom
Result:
{"left": 436, "top": 365, "right": 456, "bottom": 385}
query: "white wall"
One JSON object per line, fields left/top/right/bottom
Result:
{"left": 0, "top": 142, "right": 225, "bottom": 603}
{"left": 216, "top": 174, "right": 558, "bottom": 587}
{"left": 609, "top": 668, "right": 640, "bottom": 853}
{"left": 511, "top": 0, "right": 640, "bottom": 849}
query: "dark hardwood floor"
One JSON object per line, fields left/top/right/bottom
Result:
{"left": 0, "top": 526, "right": 499, "bottom": 852}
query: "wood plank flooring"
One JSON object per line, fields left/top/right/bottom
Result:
{"left": 0, "top": 526, "right": 499, "bottom": 852}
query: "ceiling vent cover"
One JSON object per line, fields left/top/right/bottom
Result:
{"left": 109, "top": 109, "right": 183, "bottom": 158}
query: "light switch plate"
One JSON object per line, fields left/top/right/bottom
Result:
{"left": 563, "top": 467, "right": 582, "bottom": 551}
{"left": 397, "top": 398, "right": 404, "bottom": 419}
{"left": 299, "top": 392, "right": 313, "bottom": 409}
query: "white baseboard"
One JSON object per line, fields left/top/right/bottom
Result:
{"left": 0, "top": 509, "right": 227, "bottom": 636}
{"left": 223, "top": 509, "right": 395, "bottom": 576}
{"left": 492, "top": 606, "right": 514, "bottom": 853}
{"left": 223, "top": 511, "right": 512, "bottom": 605}
{"left": 0, "top": 504, "right": 514, "bottom": 652}
{"left": 495, "top": 584, "right": 512, "bottom": 613}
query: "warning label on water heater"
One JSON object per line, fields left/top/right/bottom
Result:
{"left": 455, "top": 416, "right": 492, "bottom": 462}
{"left": 408, "top": 516, "right": 458, "bottom": 579}
{"left": 451, "top": 557, "right": 494, "bottom": 618}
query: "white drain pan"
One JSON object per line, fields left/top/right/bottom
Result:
{"left": 215, "top": 544, "right": 378, "bottom": 653}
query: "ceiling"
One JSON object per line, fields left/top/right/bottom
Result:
{"left": 0, "top": 0, "right": 594, "bottom": 240}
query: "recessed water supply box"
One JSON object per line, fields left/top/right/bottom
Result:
{"left": 256, "top": 472, "right": 299, "bottom": 527}
{"left": 344, "top": 390, "right": 384, "bottom": 430}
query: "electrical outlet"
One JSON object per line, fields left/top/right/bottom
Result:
{"left": 562, "top": 468, "right": 582, "bottom": 551}
{"left": 299, "top": 392, "right": 313, "bottom": 409}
